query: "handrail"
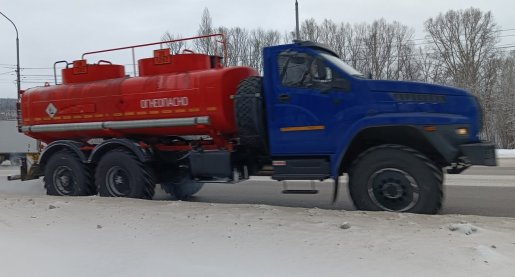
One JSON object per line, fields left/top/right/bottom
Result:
{"left": 53, "top": 61, "right": 69, "bottom": 85}
{"left": 81, "top": 33, "right": 228, "bottom": 70}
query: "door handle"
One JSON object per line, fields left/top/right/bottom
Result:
{"left": 278, "top": 93, "right": 290, "bottom": 103}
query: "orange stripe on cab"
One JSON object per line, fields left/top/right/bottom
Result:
{"left": 280, "top": 125, "right": 325, "bottom": 132}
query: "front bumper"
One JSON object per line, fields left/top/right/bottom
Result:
{"left": 460, "top": 142, "right": 496, "bottom": 166}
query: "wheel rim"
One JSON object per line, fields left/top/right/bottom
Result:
{"left": 105, "top": 166, "right": 131, "bottom": 196}
{"left": 52, "top": 166, "right": 76, "bottom": 195}
{"left": 367, "top": 168, "right": 419, "bottom": 212}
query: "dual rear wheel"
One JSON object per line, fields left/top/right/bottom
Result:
{"left": 44, "top": 150, "right": 94, "bottom": 196}
{"left": 95, "top": 149, "right": 154, "bottom": 199}
{"left": 44, "top": 149, "right": 202, "bottom": 200}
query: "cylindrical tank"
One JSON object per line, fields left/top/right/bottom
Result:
{"left": 20, "top": 58, "right": 258, "bottom": 144}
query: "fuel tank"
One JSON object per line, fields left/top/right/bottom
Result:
{"left": 20, "top": 53, "right": 258, "bottom": 143}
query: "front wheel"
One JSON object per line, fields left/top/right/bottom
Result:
{"left": 348, "top": 144, "right": 443, "bottom": 214}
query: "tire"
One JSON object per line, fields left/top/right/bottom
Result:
{"left": 161, "top": 180, "right": 204, "bottom": 200}
{"left": 44, "top": 150, "right": 94, "bottom": 196}
{"left": 234, "top": 76, "right": 267, "bottom": 154}
{"left": 348, "top": 144, "right": 443, "bottom": 214}
{"left": 95, "top": 149, "right": 155, "bottom": 199}
{"left": 161, "top": 167, "right": 204, "bottom": 200}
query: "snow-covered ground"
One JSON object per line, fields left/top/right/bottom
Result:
{"left": 0, "top": 193, "right": 515, "bottom": 277}
{"left": 497, "top": 149, "right": 515, "bottom": 158}
{"left": 0, "top": 153, "right": 514, "bottom": 276}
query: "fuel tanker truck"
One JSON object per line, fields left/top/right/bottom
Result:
{"left": 11, "top": 34, "right": 496, "bottom": 214}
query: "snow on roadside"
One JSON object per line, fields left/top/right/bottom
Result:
{"left": 0, "top": 152, "right": 514, "bottom": 276}
{"left": 497, "top": 149, "right": 515, "bottom": 158}
{"left": 0, "top": 195, "right": 514, "bottom": 277}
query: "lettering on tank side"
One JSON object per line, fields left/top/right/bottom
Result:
{"left": 140, "top": 97, "right": 189, "bottom": 109}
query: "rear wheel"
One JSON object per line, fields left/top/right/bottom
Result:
{"left": 44, "top": 150, "right": 94, "bottom": 196}
{"left": 95, "top": 149, "right": 155, "bottom": 199}
{"left": 161, "top": 167, "right": 204, "bottom": 200}
{"left": 348, "top": 144, "right": 443, "bottom": 214}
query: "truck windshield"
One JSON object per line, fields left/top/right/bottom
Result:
{"left": 319, "top": 52, "right": 364, "bottom": 78}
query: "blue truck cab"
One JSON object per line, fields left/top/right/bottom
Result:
{"left": 235, "top": 40, "right": 496, "bottom": 214}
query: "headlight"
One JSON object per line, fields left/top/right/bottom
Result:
{"left": 455, "top": 127, "right": 468, "bottom": 136}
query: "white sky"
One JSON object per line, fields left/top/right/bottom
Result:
{"left": 1, "top": 0, "right": 514, "bottom": 98}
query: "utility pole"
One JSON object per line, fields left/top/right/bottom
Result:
{"left": 0, "top": 11, "right": 21, "bottom": 98}
{"left": 1, "top": 11, "right": 22, "bottom": 132}
{"left": 295, "top": 0, "right": 300, "bottom": 41}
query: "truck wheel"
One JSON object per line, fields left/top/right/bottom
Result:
{"left": 95, "top": 149, "right": 155, "bottom": 199}
{"left": 348, "top": 144, "right": 443, "bottom": 214}
{"left": 161, "top": 180, "right": 204, "bottom": 200}
{"left": 161, "top": 167, "right": 204, "bottom": 200}
{"left": 234, "top": 76, "right": 267, "bottom": 154}
{"left": 44, "top": 150, "right": 94, "bottom": 196}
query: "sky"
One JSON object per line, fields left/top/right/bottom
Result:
{"left": 1, "top": 0, "right": 514, "bottom": 98}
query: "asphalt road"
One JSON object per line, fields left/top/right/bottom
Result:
{"left": 1, "top": 158, "right": 514, "bottom": 217}
{"left": 187, "top": 158, "right": 515, "bottom": 218}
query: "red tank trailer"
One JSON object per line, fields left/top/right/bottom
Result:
{"left": 21, "top": 34, "right": 258, "bottom": 148}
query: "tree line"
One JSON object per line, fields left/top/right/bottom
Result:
{"left": 163, "top": 7, "right": 515, "bottom": 148}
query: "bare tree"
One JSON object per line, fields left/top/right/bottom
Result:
{"left": 424, "top": 8, "right": 499, "bottom": 92}
{"left": 491, "top": 51, "right": 515, "bottom": 147}
{"left": 194, "top": 8, "right": 215, "bottom": 54}
{"left": 161, "top": 32, "right": 185, "bottom": 54}
{"left": 424, "top": 8, "right": 500, "bottom": 142}
{"left": 247, "top": 29, "right": 281, "bottom": 72}
{"left": 300, "top": 18, "right": 320, "bottom": 42}
{"left": 416, "top": 46, "right": 446, "bottom": 83}
{"left": 223, "top": 27, "right": 250, "bottom": 67}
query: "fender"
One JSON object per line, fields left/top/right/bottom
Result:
{"left": 330, "top": 113, "right": 470, "bottom": 177}
{"left": 39, "top": 140, "right": 87, "bottom": 165}
{"left": 89, "top": 138, "right": 153, "bottom": 163}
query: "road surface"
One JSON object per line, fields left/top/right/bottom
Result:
{"left": 184, "top": 158, "right": 515, "bottom": 217}
{"left": 1, "top": 158, "right": 514, "bottom": 217}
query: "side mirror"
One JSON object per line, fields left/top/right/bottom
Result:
{"left": 319, "top": 83, "right": 332, "bottom": 94}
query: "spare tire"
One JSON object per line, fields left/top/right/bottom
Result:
{"left": 234, "top": 76, "right": 267, "bottom": 154}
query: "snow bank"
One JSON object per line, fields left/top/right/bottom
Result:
{"left": 497, "top": 149, "right": 515, "bottom": 158}
{"left": 0, "top": 160, "right": 12, "bottom": 166}
{"left": 0, "top": 195, "right": 514, "bottom": 277}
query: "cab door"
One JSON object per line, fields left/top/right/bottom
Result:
{"left": 266, "top": 49, "right": 353, "bottom": 155}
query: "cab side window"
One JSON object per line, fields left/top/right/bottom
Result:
{"left": 278, "top": 51, "right": 333, "bottom": 88}
{"left": 278, "top": 52, "right": 311, "bottom": 87}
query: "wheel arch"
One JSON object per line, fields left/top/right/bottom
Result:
{"left": 339, "top": 126, "right": 448, "bottom": 174}
{"left": 89, "top": 138, "right": 152, "bottom": 164}
{"left": 39, "top": 140, "right": 88, "bottom": 166}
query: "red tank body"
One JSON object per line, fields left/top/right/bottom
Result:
{"left": 21, "top": 50, "right": 258, "bottom": 144}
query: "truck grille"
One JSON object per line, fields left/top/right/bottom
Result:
{"left": 391, "top": 93, "right": 446, "bottom": 103}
